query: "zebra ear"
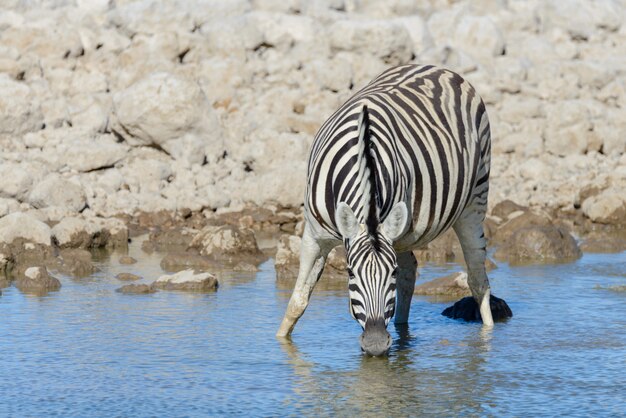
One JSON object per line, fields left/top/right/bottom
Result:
{"left": 381, "top": 201, "right": 408, "bottom": 241}
{"left": 336, "top": 202, "right": 359, "bottom": 239}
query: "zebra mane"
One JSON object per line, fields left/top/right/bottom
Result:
{"left": 356, "top": 105, "right": 381, "bottom": 245}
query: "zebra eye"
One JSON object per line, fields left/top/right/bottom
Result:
{"left": 392, "top": 267, "right": 399, "bottom": 277}
{"left": 347, "top": 268, "right": 354, "bottom": 278}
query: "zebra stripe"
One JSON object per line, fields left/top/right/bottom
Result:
{"left": 306, "top": 64, "right": 489, "bottom": 249}
{"left": 303, "top": 64, "right": 490, "bottom": 331}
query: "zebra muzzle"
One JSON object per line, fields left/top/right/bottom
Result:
{"left": 359, "top": 317, "right": 392, "bottom": 356}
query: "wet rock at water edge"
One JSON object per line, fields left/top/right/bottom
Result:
{"left": 52, "top": 249, "right": 97, "bottom": 277}
{"left": 580, "top": 235, "right": 626, "bottom": 254}
{"left": 442, "top": 295, "right": 512, "bottom": 322}
{"left": 490, "top": 200, "right": 529, "bottom": 220}
{"left": 152, "top": 269, "right": 218, "bottom": 292}
{"left": 494, "top": 226, "right": 582, "bottom": 264}
{"left": 160, "top": 252, "right": 213, "bottom": 272}
{"left": 413, "top": 228, "right": 464, "bottom": 264}
{"left": 15, "top": 266, "right": 61, "bottom": 295}
{"left": 116, "top": 283, "right": 157, "bottom": 294}
{"left": 142, "top": 227, "right": 198, "bottom": 253}
{"left": 414, "top": 272, "right": 471, "bottom": 298}
{"left": 491, "top": 210, "right": 553, "bottom": 245}
{"left": 189, "top": 225, "right": 265, "bottom": 265}
{"left": 116, "top": 272, "right": 142, "bottom": 281}
{"left": 119, "top": 255, "right": 137, "bottom": 265}
{"left": 274, "top": 234, "right": 346, "bottom": 281}
{"left": 52, "top": 216, "right": 129, "bottom": 249}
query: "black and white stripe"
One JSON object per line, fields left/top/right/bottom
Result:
{"left": 304, "top": 64, "right": 490, "bottom": 329}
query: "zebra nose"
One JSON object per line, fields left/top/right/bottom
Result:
{"left": 359, "top": 318, "right": 392, "bottom": 356}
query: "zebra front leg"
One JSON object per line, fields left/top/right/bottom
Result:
{"left": 444, "top": 211, "right": 512, "bottom": 325}
{"left": 394, "top": 251, "right": 417, "bottom": 324}
{"left": 277, "top": 225, "right": 330, "bottom": 338}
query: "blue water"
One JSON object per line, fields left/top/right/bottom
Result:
{"left": 1, "top": 242, "right": 625, "bottom": 417}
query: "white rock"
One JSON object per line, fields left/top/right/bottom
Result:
{"left": 537, "top": 0, "right": 623, "bottom": 39}
{"left": 454, "top": 15, "right": 505, "bottom": 60}
{"left": 328, "top": 19, "right": 413, "bottom": 65}
{"left": 582, "top": 188, "right": 626, "bottom": 224}
{"left": 59, "top": 136, "right": 128, "bottom": 172}
{"left": 112, "top": 72, "right": 224, "bottom": 165}
{"left": 396, "top": 15, "right": 433, "bottom": 54}
{"left": 0, "top": 163, "right": 33, "bottom": 200}
{"left": 544, "top": 101, "right": 593, "bottom": 156}
{"left": 519, "top": 158, "right": 549, "bottom": 181}
{"left": 28, "top": 175, "right": 87, "bottom": 213}
{"left": 155, "top": 269, "right": 216, "bottom": 285}
{"left": 0, "top": 212, "right": 52, "bottom": 245}
{"left": 0, "top": 198, "right": 20, "bottom": 217}
{"left": 0, "top": 74, "right": 44, "bottom": 135}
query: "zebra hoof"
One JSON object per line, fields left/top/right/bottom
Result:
{"left": 442, "top": 295, "right": 512, "bottom": 322}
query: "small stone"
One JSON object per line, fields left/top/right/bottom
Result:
{"left": 116, "top": 272, "right": 142, "bottom": 281}
{"left": 116, "top": 283, "right": 156, "bottom": 294}
{"left": 119, "top": 256, "right": 137, "bottom": 265}
{"left": 15, "top": 266, "right": 61, "bottom": 295}
{"left": 153, "top": 269, "right": 218, "bottom": 292}
{"left": 414, "top": 272, "right": 471, "bottom": 298}
{"left": 160, "top": 252, "right": 213, "bottom": 272}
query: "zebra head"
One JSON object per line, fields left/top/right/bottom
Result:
{"left": 336, "top": 200, "right": 408, "bottom": 356}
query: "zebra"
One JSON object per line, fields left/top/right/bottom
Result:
{"left": 276, "top": 64, "right": 512, "bottom": 356}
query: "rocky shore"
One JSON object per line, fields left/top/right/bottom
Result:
{"left": 0, "top": 0, "right": 625, "bottom": 295}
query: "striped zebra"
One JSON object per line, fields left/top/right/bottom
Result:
{"left": 277, "top": 64, "right": 512, "bottom": 356}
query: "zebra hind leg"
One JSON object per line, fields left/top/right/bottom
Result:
{"left": 444, "top": 209, "right": 512, "bottom": 325}
{"left": 394, "top": 251, "right": 418, "bottom": 324}
{"left": 276, "top": 224, "right": 329, "bottom": 338}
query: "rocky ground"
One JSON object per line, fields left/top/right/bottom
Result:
{"left": 0, "top": 0, "right": 625, "bottom": 295}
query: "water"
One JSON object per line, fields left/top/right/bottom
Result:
{"left": 1, "top": 240, "right": 625, "bottom": 417}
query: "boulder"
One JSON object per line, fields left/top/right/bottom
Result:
{"left": 189, "top": 225, "right": 264, "bottom": 265}
{"left": 116, "top": 272, "right": 142, "bottom": 281}
{"left": 28, "top": 175, "right": 87, "bottom": 213}
{"left": 414, "top": 272, "right": 471, "bottom": 298}
{"left": 442, "top": 295, "right": 512, "bottom": 321}
{"left": 142, "top": 227, "right": 196, "bottom": 253}
{"left": 52, "top": 249, "right": 97, "bottom": 277}
{"left": 453, "top": 15, "right": 505, "bottom": 60}
{"left": 160, "top": 252, "right": 213, "bottom": 272}
{"left": 119, "top": 256, "right": 137, "bottom": 265}
{"left": 152, "top": 269, "right": 218, "bottom": 292}
{"left": 494, "top": 226, "right": 582, "bottom": 264}
{"left": 581, "top": 189, "right": 626, "bottom": 225}
{"left": 59, "top": 137, "right": 128, "bottom": 172}
{"left": 491, "top": 200, "right": 528, "bottom": 220}
{"left": 0, "top": 212, "right": 52, "bottom": 246}
{"left": 274, "top": 234, "right": 346, "bottom": 281}
{"left": 544, "top": 101, "right": 593, "bottom": 156}
{"left": 15, "top": 266, "right": 61, "bottom": 295}
{"left": 116, "top": 283, "right": 156, "bottom": 294}
{"left": 51, "top": 216, "right": 128, "bottom": 249}
{"left": 112, "top": 72, "right": 224, "bottom": 166}
{"left": 0, "top": 198, "right": 20, "bottom": 218}
{"left": 328, "top": 19, "right": 413, "bottom": 65}
{"left": 491, "top": 210, "right": 553, "bottom": 245}
{"left": 413, "top": 228, "right": 463, "bottom": 264}
{"left": 580, "top": 236, "right": 626, "bottom": 253}
{"left": 0, "top": 163, "right": 34, "bottom": 201}
{"left": 0, "top": 73, "right": 44, "bottom": 136}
